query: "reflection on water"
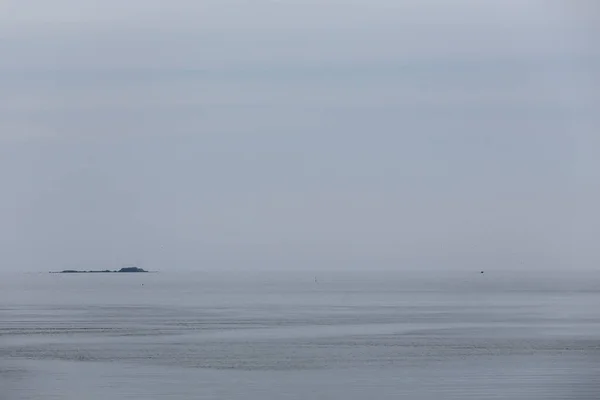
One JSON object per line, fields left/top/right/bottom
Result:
{"left": 1, "top": 271, "right": 599, "bottom": 399}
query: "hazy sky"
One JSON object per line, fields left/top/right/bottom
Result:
{"left": 0, "top": 1, "right": 598, "bottom": 272}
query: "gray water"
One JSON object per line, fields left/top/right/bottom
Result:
{"left": 1, "top": 269, "right": 599, "bottom": 399}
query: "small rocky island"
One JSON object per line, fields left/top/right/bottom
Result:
{"left": 53, "top": 267, "right": 148, "bottom": 273}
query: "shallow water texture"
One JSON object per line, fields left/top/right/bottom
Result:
{"left": 1, "top": 270, "right": 599, "bottom": 399}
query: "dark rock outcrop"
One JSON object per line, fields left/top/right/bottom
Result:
{"left": 118, "top": 267, "right": 147, "bottom": 273}
{"left": 54, "top": 267, "right": 148, "bottom": 273}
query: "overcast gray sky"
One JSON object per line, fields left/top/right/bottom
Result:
{"left": 0, "top": 0, "right": 598, "bottom": 272}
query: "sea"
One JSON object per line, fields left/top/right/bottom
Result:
{"left": 1, "top": 269, "right": 599, "bottom": 399}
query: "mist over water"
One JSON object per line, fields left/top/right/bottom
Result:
{"left": 2, "top": 270, "right": 599, "bottom": 399}
{"left": 1, "top": 0, "right": 598, "bottom": 398}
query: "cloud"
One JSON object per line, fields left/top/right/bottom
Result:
{"left": 0, "top": 0, "right": 598, "bottom": 271}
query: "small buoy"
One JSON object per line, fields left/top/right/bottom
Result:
{"left": 480, "top": 271, "right": 484, "bottom": 274}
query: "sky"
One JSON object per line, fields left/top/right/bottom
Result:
{"left": 0, "top": 0, "right": 598, "bottom": 272}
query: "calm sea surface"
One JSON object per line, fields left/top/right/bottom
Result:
{"left": 1, "top": 270, "right": 599, "bottom": 399}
